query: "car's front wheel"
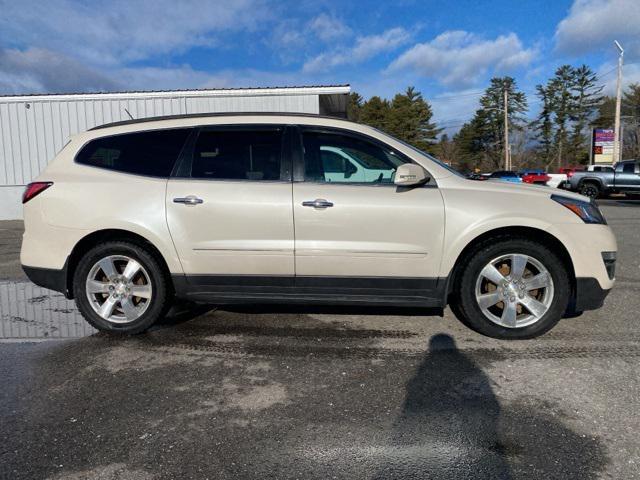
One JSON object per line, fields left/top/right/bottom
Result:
{"left": 451, "top": 238, "right": 570, "bottom": 339}
{"left": 73, "top": 241, "right": 171, "bottom": 334}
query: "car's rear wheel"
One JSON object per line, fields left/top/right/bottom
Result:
{"left": 451, "top": 238, "right": 570, "bottom": 339}
{"left": 73, "top": 241, "right": 171, "bottom": 334}
{"left": 580, "top": 182, "right": 600, "bottom": 199}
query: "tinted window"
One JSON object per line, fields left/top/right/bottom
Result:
{"left": 76, "top": 129, "right": 190, "bottom": 177}
{"left": 490, "top": 171, "right": 516, "bottom": 178}
{"left": 302, "top": 130, "right": 408, "bottom": 184}
{"left": 622, "top": 163, "right": 635, "bottom": 173}
{"left": 191, "top": 129, "right": 283, "bottom": 181}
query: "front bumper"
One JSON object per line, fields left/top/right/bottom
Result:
{"left": 573, "top": 277, "right": 611, "bottom": 312}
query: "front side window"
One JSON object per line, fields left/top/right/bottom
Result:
{"left": 191, "top": 129, "right": 283, "bottom": 181}
{"left": 76, "top": 129, "right": 191, "bottom": 177}
{"left": 302, "top": 130, "right": 409, "bottom": 184}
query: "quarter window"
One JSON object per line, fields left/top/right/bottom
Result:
{"left": 76, "top": 129, "right": 191, "bottom": 177}
{"left": 302, "top": 130, "right": 409, "bottom": 184}
{"left": 191, "top": 129, "right": 283, "bottom": 181}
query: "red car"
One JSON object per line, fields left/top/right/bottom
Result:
{"left": 558, "top": 166, "right": 585, "bottom": 179}
{"left": 521, "top": 172, "right": 551, "bottom": 185}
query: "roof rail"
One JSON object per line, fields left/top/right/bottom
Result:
{"left": 89, "top": 112, "right": 352, "bottom": 131}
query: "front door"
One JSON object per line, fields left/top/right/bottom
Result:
{"left": 292, "top": 127, "right": 445, "bottom": 297}
{"left": 166, "top": 126, "right": 294, "bottom": 283}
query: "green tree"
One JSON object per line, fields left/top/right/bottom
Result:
{"left": 531, "top": 84, "right": 555, "bottom": 167}
{"left": 347, "top": 92, "right": 363, "bottom": 122}
{"left": 547, "top": 65, "right": 575, "bottom": 169}
{"left": 455, "top": 77, "right": 528, "bottom": 170}
{"left": 359, "top": 95, "right": 390, "bottom": 131}
{"left": 385, "top": 86, "right": 441, "bottom": 152}
{"left": 454, "top": 116, "right": 486, "bottom": 170}
{"left": 568, "top": 65, "right": 603, "bottom": 163}
{"left": 622, "top": 83, "right": 640, "bottom": 159}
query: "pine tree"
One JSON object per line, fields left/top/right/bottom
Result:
{"left": 359, "top": 96, "right": 390, "bottom": 131}
{"left": 568, "top": 65, "right": 603, "bottom": 163}
{"left": 531, "top": 84, "right": 555, "bottom": 168}
{"left": 347, "top": 92, "right": 363, "bottom": 122}
{"left": 547, "top": 65, "right": 576, "bottom": 169}
{"left": 456, "top": 77, "right": 527, "bottom": 170}
{"left": 386, "top": 86, "right": 441, "bottom": 153}
{"left": 622, "top": 83, "right": 640, "bottom": 159}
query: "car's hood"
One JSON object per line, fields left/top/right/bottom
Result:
{"left": 461, "top": 177, "right": 590, "bottom": 202}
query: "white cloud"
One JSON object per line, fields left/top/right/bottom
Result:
{"left": 303, "top": 27, "right": 411, "bottom": 73}
{"left": 0, "top": 0, "right": 268, "bottom": 66}
{"left": 0, "top": 48, "right": 119, "bottom": 94}
{"left": 596, "top": 62, "right": 640, "bottom": 96}
{"left": 308, "top": 14, "right": 351, "bottom": 42}
{"left": 388, "top": 31, "right": 536, "bottom": 88}
{"left": 555, "top": 0, "right": 640, "bottom": 56}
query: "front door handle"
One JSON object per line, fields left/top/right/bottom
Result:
{"left": 302, "top": 198, "right": 334, "bottom": 209}
{"left": 173, "top": 195, "right": 203, "bottom": 205}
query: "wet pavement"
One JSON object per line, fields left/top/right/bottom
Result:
{"left": 1, "top": 199, "right": 639, "bottom": 479}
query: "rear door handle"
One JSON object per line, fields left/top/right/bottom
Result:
{"left": 302, "top": 199, "right": 334, "bottom": 209}
{"left": 173, "top": 195, "right": 203, "bottom": 205}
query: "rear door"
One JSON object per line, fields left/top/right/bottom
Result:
{"left": 166, "top": 126, "right": 295, "bottom": 283}
{"left": 291, "top": 126, "right": 445, "bottom": 299}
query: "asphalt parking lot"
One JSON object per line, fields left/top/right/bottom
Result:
{"left": 1, "top": 199, "right": 639, "bottom": 480}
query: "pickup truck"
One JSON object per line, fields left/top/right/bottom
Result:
{"left": 567, "top": 160, "right": 640, "bottom": 198}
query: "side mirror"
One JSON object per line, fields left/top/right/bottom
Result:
{"left": 394, "top": 164, "right": 430, "bottom": 187}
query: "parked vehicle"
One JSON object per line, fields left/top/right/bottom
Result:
{"left": 558, "top": 166, "right": 585, "bottom": 178}
{"left": 587, "top": 165, "right": 614, "bottom": 173}
{"left": 547, "top": 173, "right": 568, "bottom": 189}
{"left": 488, "top": 170, "right": 522, "bottom": 183}
{"left": 21, "top": 113, "right": 616, "bottom": 339}
{"left": 567, "top": 160, "right": 640, "bottom": 198}
{"left": 521, "top": 171, "right": 551, "bottom": 185}
{"left": 320, "top": 145, "right": 393, "bottom": 183}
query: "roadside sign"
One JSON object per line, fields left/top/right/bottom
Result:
{"left": 592, "top": 128, "right": 615, "bottom": 164}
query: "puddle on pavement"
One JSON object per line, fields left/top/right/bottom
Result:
{"left": 0, "top": 281, "right": 96, "bottom": 340}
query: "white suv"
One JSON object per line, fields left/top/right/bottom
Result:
{"left": 20, "top": 113, "right": 617, "bottom": 339}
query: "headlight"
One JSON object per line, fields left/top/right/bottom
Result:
{"left": 551, "top": 194, "right": 607, "bottom": 225}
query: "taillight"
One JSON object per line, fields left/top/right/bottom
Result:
{"left": 23, "top": 182, "right": 53, "bottom": 204}
{"left": 566, "top": 171, "right": 574, "bottom": 178}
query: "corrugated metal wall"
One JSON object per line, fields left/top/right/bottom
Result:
{"left": 0, "top": 91, "right": 323, "bottom": 219}
{"left": 0, "top": 93, "right": 320, "bottom": 187}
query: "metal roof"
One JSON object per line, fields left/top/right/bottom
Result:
{"left": 0, "top": 84, "right": 351, "bottom": 102}
{"left": 89, "top": 111, "right": 353, "bottom": 131}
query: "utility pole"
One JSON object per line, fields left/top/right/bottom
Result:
{"left": 613, "top": 40, "right": 624, "bottom": 164}
{"left": 504, "top": 88, "right": 509, "bottom": 170}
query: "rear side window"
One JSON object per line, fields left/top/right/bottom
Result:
{"left": 76, "top": 129, "right": 191, "bottom": 177}
{"left": 191, "top": 129, "right": 283, "bottom": 181}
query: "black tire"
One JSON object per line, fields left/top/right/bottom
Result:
{"left": 450, "top": 237, "right": 570, "bottom": 339}
{"left": 580, "top": 182, "right": 600, "bottom": 199}
{"left": 73, "top": 241, "right": 171, "bottom": 334}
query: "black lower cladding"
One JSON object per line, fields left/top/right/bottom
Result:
{"left": 173, "top": 274, "right": 448, "bottom": 307}
{"left": 22, "top": 264, "right": 69, "bottom": 297}
{"left": 573, "top": 277, "right": 611, "bottom": 312}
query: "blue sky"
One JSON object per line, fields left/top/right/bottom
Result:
{"left": 1, "top": 0, "right": 639, "bottom": 129}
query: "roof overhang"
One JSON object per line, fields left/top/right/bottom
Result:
{"left": 0, "top": 85, "right": 351, "bottom": 103}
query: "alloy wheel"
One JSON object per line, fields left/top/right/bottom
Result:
{"left": 474, "top": 253, "right": 554, "bottom": 328}
{"left": 85, "top": 255, "right": 153, "bottom": 323}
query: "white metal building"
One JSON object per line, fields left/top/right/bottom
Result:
{"left": 0, "top": 84, "right": 350, "bottom": 220}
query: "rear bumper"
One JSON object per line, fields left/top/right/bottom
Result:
{"left": 22, "top": 264, "right": 70, "bottom": 298}
{"left": 572, "top": 277, "right": 611, "bottom": 312}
